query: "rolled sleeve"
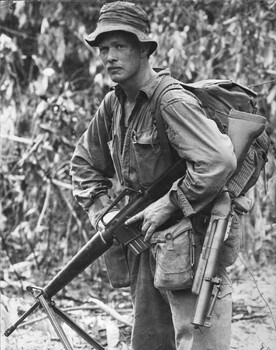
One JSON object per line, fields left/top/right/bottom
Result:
{"left": 87, "top": 195, "right": 116, "bottom": 229}
{"left": 170, "top": 181, "right": 195, "bottom": 217}
{"left": 162, "top": 89, "right": 237, "bottom": 215}
{"left": 70, "top": 93, "right": 116, "bottom": 217}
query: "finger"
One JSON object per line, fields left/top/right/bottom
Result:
{"left": 125, "top": 212, "right": 143, "bottom": 225}
{"left": 144, "top": 224, "right": 157, "bottom": 242}
{"left": 141, "top": 220, "right": 151, "bottom": 234}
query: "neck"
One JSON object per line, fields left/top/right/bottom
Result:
{"left": 121, "top": 63, "right": 156, "bottom": 102}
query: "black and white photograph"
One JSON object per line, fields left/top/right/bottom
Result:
{"left": 0, "top": 1, "right": 276, "bottom": 349}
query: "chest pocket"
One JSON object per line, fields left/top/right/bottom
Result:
{"left": 131, "top": 127, "right": 169, "bottom": 188}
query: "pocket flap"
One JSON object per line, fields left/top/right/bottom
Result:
{"left": 150, "top": 217, "right": 192, "bottom": 244}
{"left": 132, "top": 127, "right": 158, "bottom": 145}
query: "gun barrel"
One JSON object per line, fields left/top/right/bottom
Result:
{"left": 191, "top": 219, "right": 217, "bottom": 295}
{"left": 191, "top": 190, "right": 232, "bottom": 328}
{"left": 191, "top": 217, "right": 228, "bottom": 327}
{"left": 44, "top": 230, "right": 113, "bottom": 298}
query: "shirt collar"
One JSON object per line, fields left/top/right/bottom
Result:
{"left": 112, "top": 68, "right": 171, "bottom": 102}
{"left": 140, "top": 68, "right": 171, "bottom": 99}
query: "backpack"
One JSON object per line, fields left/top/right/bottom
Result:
{"left": 151, "top": 76, "right": 270, "bottom": 199}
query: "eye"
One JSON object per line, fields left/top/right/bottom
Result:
{"left": 99, "top": 47, "right": 108, "bottom": 55}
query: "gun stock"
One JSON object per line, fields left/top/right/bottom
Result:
{"left": 228, "top": 109, "right": 266, "bottom": 172}
{"left": 191, "top": 190, "right": 232, "bottom": 328}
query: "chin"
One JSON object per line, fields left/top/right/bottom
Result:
{"left": 109, "top": 75, "right": 123, "bottom": 83}
{"left": 110, "top": 77, "right": 121, "bottom": 83}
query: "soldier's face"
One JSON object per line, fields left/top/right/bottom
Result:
{"left": 98, "top": 31, "right": 142, "bottom": 85}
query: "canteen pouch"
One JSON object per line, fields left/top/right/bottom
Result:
{"left": 150, "top": 218, "right": 195, "bottom": 290}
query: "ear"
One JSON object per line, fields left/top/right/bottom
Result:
{"left": 140, "top": 43, "right": 151, "bottom": 58}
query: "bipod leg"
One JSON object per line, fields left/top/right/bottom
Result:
{"left": 52, "top": 304, "right": 104, "bottom": 350}
{"left": 4, "top": 300, "right": 40, "bottom": 336}
{"left": 27, "top": 286, "right": 104, "bottom": 350}
{"left": 27, "top": 286, "right": 74, "bottom": 350}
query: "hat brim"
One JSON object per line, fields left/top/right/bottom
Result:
{"left": 84, "top": 23, "right": 157, "bottom": 56}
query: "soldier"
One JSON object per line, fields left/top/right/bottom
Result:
{"left": 71, "top": 2, "right": 238, "bottom": 349}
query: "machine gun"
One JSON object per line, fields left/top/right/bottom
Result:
{"left": 4, "top": 158, "right": 187, "bottom": 350}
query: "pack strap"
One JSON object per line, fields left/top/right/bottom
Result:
{"left": 151, "top": 75, "right": 184, "bottom": 169}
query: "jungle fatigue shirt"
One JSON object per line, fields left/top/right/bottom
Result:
{"left": 71, "top": 69, "right": 236, "bottom": 230}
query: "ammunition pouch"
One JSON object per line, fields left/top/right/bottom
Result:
{"left": 104, "top": 244, "right": 130, "bottom": 288}
{"left": 150, "top": 218, "right": 196, "bottom": 290}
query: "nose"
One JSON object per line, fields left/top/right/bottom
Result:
{"left": 106, "top": 47, "right": 118, "bottom": 62}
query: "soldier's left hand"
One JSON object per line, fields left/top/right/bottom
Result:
{"left": 125, "top": 192, "right": 177, "bottom": 241}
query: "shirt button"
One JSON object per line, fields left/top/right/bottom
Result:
{"left": 165, "top": 232, "right": 172, "bottom": 240}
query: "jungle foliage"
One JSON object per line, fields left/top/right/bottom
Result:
{"left": 1, "top": 0, "right": 276, "bottom": 289}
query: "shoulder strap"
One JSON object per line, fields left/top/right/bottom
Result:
{"left": 151, "top": 75, "right": 183, "bottom": 168}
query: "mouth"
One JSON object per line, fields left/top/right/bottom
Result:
{"left": 108, "top": 67, "right": 122, "bottom": 73}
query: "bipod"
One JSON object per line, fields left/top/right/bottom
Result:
{"left": 4, "top": 285, "right": 104, "bottom": 350}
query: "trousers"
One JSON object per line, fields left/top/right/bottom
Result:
{"left": 128, "top": 248, "right": 232, "bottom": 350}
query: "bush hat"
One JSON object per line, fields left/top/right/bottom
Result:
{"left": 85, "top": 1, "right": 158, "bottom": 55}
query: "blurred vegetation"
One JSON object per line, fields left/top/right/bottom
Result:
{"left": 0, "top": 0, "right": 276, "bottom": 293}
